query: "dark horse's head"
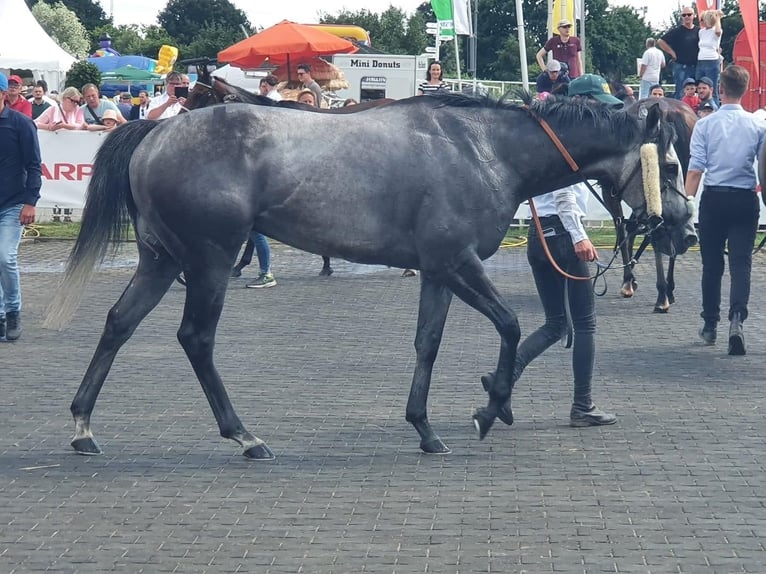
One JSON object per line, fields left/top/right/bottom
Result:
{"left": 627, "top": 98, "right": 699, "bottom": 255}
{"left": 607, "top": 79, "right": 637, "bottom": 106}
{"left": 521, "top": 92, "right": 694, "bottom": 256}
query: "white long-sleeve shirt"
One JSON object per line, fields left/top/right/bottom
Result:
{"left": 532, "top": 182, "right": 589, "bottom": 245}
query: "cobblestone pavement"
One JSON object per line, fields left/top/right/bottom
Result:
{"left": 3, "top": 239, "right": 766, "bottom": 574}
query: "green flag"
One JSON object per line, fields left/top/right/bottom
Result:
{"left": 430, "top": 0, "right": 455, "bottom": 37}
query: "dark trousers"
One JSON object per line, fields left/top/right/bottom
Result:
{"left": 698, "top": 191, "right": 759, "bottom": 324}
{"left": 514, "top": 223, "right": 596, "bottom": 409}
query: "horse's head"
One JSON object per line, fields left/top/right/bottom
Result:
{"left": 181, "top": 82, "right": 223, "bottom": 113}
{"left": 617, "top": 103, "right": 697, "bottom": 256}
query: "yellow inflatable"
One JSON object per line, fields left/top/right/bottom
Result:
{"left": 155, "top": 45, "right": 178, "bottom": 75}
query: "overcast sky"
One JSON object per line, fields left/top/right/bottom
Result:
{"left": 102, "top": 1, "right": 681, "bottom": 30}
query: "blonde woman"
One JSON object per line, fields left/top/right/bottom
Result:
{"left": 697, "top": 10, "right": 723, "bottom": 105}
{"left": 34, "top": 87, "right": 86, "bottom": 131}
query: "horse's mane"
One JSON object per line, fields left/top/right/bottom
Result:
{"left": 416, "top": 91, "right": 645, "bottom": 152}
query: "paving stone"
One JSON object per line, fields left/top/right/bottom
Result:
{"left": 2, "top": 239, "right": 766, "bottom": 573}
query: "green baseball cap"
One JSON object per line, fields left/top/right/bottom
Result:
{"left": 568, "top": 74, "right": 623, "bottom": 107}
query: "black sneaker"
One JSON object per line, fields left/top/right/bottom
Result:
{"left": 5, "top": 311, "right": 21, "bottom": 341}
{"left": 0, "top": 317, "right": 5, "bottom": 340}
{"left": 728, "top": 316, "right": 746, "bottom": 356}
{"left": 698, "top": 324, "right": 717, "bottom": 346}
{"left": 570, "top": 404, "right": 616, "bottom": 427}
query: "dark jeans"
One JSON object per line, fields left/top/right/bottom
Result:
{"left": 698, "top": 191, "right": 759, "bottom": 324}
{"left": 672, "top": 62, "right": 696, "bottom": 99}
{"left": 514, "top": 223, "right": 596, "bottom": 409}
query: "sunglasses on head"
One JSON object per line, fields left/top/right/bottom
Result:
{"left": 682, "top": 13, "right": 694, "bottom": 16}
{"left": 559, "top": 24, "right": 572, "bottom": 28}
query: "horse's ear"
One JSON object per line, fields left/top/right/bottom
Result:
{"left": 645, "top": 102, "right": 662, "bottom": 138}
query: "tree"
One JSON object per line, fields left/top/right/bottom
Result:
{"left": 65, "top": 60, "right": 101, "bottom": 89}
{"left": 27, "top": 0, "right": 109, "bottom": 31}
{"left": 320, "top": 7, "right": 426, "bottom": 55}
{"left": 32, "top": 1, "right": 90, "bottom": 58}
{"left": 92, "top": 24, "right": 144, "bottom": 56}
{"left": 158, "top": 0, "right": 251, "bottom": 47}
{"left": 182, "top": 23, "right": 246, "bottom": 59}
{"left": 585, "top": 4, "right": 652, "bottom": 79}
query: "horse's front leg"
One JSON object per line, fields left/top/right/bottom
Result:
{"left": 619, "top": 226, "right": 638, "bottom": 298}
{"left": 440, "top": 253, "right": 520, "bottom": 441}
{"left": 406, "top": 275, "right": 453, "bottom": 454}
{"left": 71, "top": 241, "right": 180, "bottom": 455}
{"left": 653, "top": 252, "right": 671, "bottom": 313}
{"left": 666, "top": 255, "right": 676, "bottom": 305}
{"left": 179, "top": 264, "right": 273, "bottom": 460}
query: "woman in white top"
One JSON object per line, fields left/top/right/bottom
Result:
{"left": 696, "top": 10, "right": 723, "bottom": 105}
{"left": 34, "top": 86, "right": 86, "bottom": 131}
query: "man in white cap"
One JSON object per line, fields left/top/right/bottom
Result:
{"left": 536, "top": 19, "right": 584, "bottom": 78}
{"left": 535, "top": 59, "right": 570, "bottom": 94}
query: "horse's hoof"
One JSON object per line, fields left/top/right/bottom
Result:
{"left": 472, "top": 408, "right": 495, "bottom": 440}
{"left": 497, "top": 404, "right": 514, "bottom": 426}
{"left": 420, "top": 437, "right": 451, "bottom": 454}
{"left": 243, "top": 443, "right": 276, "bottom": 460}
{"left": 668, "top": 294, "right": 676, "bottom": 305}
{"left": 653, "top": 304, "right": 670, "bottom": 313}
{"left": 620, "top": 287, "right": 634, "bottom": 298}
{"left": 71, "top": 437, "right": 102, "bottom": 456}
{"left": 318, "top": 267, "right": 334, "bottom": 277}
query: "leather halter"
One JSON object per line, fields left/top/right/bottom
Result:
{"left": 524, "top": 106, "right": 661, "bottom": 281}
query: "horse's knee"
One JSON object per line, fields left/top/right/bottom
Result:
{"left": 414, "top": 331, "right": 441, "bottom": 363}
{"left": 177, "top": 324, "right": 213, "bottom": 357}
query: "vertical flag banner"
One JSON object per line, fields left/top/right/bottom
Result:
{"left": 739, "top": 0, "right": 759, "bottom": 81}
{"left": 453, "top": 0, "right": 472, "bottom": 36}
{"left": 431, "top": 0, "right": 456, "bottom": 37}
{"left": 549, "top": 0, "right": 575, "bottom": 35}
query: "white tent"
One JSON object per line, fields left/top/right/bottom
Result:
{"left": 0, "top": 0, "right": 77, "bottom": 91}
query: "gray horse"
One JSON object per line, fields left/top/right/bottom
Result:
{"left": 46, "top": 93, "right": 693, "bottom": 460}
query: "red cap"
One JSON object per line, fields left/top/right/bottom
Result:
{"left": 7, "top": 74, "right": 23, "bottom": 85}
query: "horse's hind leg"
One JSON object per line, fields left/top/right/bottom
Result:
{"left": 653, "top": 252, "right": 671, "bottom": 313}
{"left": 70, "top": 241, "right": 181, "bottom": 455}
{"left": 178, "top": 267, "right": 273, "bottom": 460}
{"left": 406, "top": 275, "right": 453, "bottom": 454}
{"left": 437, "top": 252, "right": 520, "bottom": 441}
{"left": 319, "top": 256, "right": 333, "bottom": 276}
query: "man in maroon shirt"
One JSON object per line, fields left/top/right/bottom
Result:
{"left": 536, "top": 19, "right": 584, "bottom": 79}
{"left": 4, "top": 75, "right": 32, "bottom": 118}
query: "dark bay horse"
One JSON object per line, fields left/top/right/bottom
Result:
{"left": 184, "top": 78, "right": 396, "bottom": 276}
{"left": 45, "top": 93, "right": 693, "bottom": 460}
{"left": 606, "top": 98, "right": 698, "bottom": 311}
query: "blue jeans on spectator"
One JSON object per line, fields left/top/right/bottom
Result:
{"left": 250, "top": 231, "right": 270, "bottom": 274}
{"left": 672, "top": 62, "right": 696, "bottom": 99}
{"left": 639, "top": 79, "right": 656, "bottom": 99}
{"left": 0, "top": 204, "right": 24, "bottom": 318}
{"left": 696, "top": 60, "right": 720, "bottom": 105}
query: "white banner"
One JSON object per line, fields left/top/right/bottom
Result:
{"left": 38, "top": 130, "right": 103, "bottom": 208}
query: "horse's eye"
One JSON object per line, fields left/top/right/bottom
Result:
{"left": 663, "top": 163, "right": 679, "bottom": 176}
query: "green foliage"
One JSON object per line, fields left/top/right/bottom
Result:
{"left": 92, "top": 24, "right": 144, "bottom": 55}
{"left": 140, "top": 26, "right": 178, "bottom": 61}
{"left": 28, "top": 0, "right": 109, "bottom": 31}
{"left": 31, "top": 1, "right": 90, "bottom": 58}
{"left": 586, "top": 5, "right": 653, "bottom": 79}
{"left": 183, "top": 23, "right": 246, "bottom": 59}
{"left": 65, "top": 60, "right": 101, "bottom": 89}
{"left": 320, "top": 7, "right": 427, "bottom": 55}
{"left": 158, "top": 0, "right": 251, "bottom": 47}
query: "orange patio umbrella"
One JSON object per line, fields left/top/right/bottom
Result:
{"left": 218, "top": 20, "right": 358, "bottom": 76}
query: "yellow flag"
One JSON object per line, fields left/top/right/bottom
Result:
{"left": 550, "top": 0, "right": 576, "bottom": 35}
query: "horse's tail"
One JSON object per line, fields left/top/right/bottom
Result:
{"left": 44, "top": 120, "right": 160, "bottom": 330}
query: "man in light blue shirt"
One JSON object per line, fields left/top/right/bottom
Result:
{"left": 685, "top": 65, "right": 766, "bottom": 355}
